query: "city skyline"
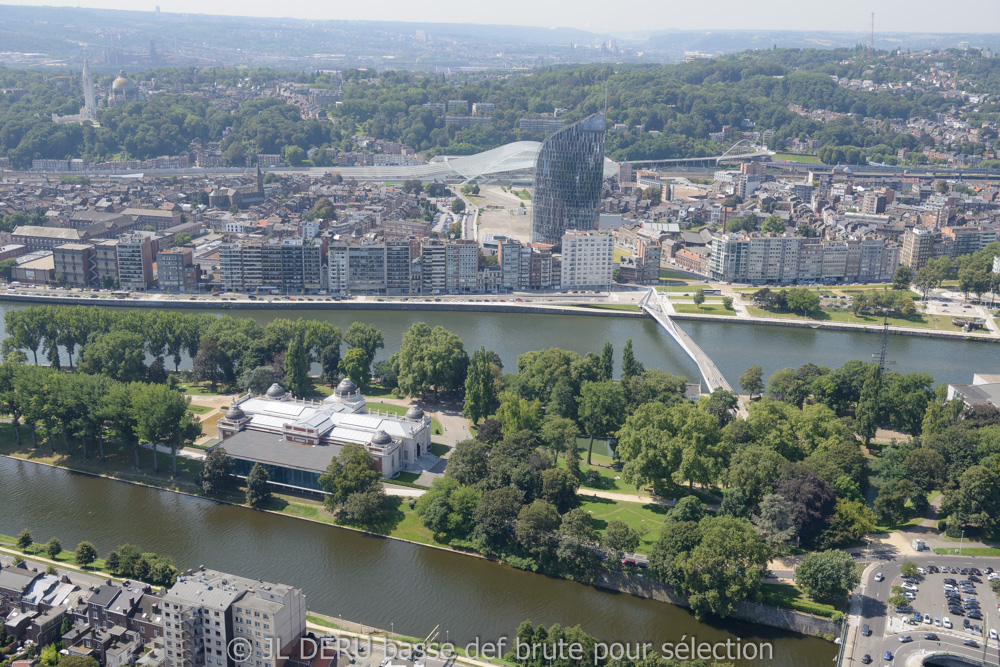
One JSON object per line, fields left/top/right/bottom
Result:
{"left": 5, "top": 0, "right": 1000, "bottom": 37}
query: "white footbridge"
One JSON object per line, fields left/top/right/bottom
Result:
{"left": 639, "top": 289, "right": 732, "bottom": 393}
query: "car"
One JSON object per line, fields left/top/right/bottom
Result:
{"left": 934, "top": 618, "right": 942, "bottom": 627}
{"left": 945, "top": 578, "right": 958, "bottom": 585}
{"left": 904, "top": 592, "right": 916, "bottom": 600}
{"left": 975, "top": 625, "right": 983, "bottom": 635}
{"left": 902, "top": 583, "right": 918, "bottom": 591}
{"left": 902, "top": 577, "right": 918, "bottom": 584}
{"left": 964, "top": 619, "right": 972, "bottom": 628}
{"left": 621, "top": 559, "right": 636, "bottom": 567}
{"left": 924, "top": 633, "right": 938, "bottom": 641}
{"left": 883, "top": 650, "right": 893, "bottom": 661}
{"left": 985, "top": 567, "right": 994, "bottom": 574}
{"left": 969, "top": 611, "right": 983, "bottom": 620}
{"left": 924, "top": 614, "right": 932, "bottom": 624}
{"left": 964, "top": 639, "right": 979, "bottom": 647}
{"left": 860, "top": 655, "right": 872, "bottom": 664}
{"left": 943, "top": 617, "right": 952, "bottom": 629}
{"left": 862, "top": 624, "right": 872, "bottom": 637}
{"left": 898, "top": 635, "right": 912, "bottom": 643}
{"left": 874, "top": 572, "right": 885, "bottom": 582}
{"left": 969, "top": 576, "right": 982, "bottom": 583}
{"left": 991, "top": 629, "right": 999, "bottom": 640}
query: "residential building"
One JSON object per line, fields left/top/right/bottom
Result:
{"left": 122, "top": 208, "right": 180, "bottom": 231}
{"left": 116, "top": 234, "right": 155, "bottom": 290}
{"left": 94, "top": 240, "right": 119, "bottom": 286}
{"left": 900, "top": 228, "right": 941, "bottom": 270}
{"left": 54, "top": 243, "right": 97, "bottom": 286}
{"left": 531, "top": 114, "right": 605, "bottom": 246}
{"left": 157, "top": 247, "right": 198, "bottom": 292}
{"left": 161, "top": 566, "right": 305, "bottom": 667}
{"left": 559, "top": 230, "right": 613, "bottom": 289}
{"left": 12, "top": 226, "right": 86, "bottom": 251}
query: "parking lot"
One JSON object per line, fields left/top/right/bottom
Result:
{"left": 886, "top": 563, "right": 1000, "bottom": 644}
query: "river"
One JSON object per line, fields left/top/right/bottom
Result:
{"left": 0, "top": 303, "right": 993, "bottom": 386}
{"left": 0, "top": 457, "right": 833, "bottom": 666}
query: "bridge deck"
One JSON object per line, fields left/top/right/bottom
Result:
{"left": 639, "top": 289, "right": 732, "bottom": 393}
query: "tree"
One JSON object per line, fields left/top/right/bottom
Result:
{"left": 935, "top": 179, "right": 949, "bottom": 194}
{"left": 752, "top": 494, "right": 797, "bottom": 551}
{"left": 902, "top": 448, "right": 947, "bottom": 494}
{"left": 451, "top": 198, "right": 466, "bottom": 213}
{"left": 941, "top": 465, "right": 1000, "bottom": 534}
{"left": 855, "top": 363, "right": 882, "bottom": 446}
{"left": 678, "top": 516, "right": 772, "bottom": 618}
{"left": 539, "top": 468, "right": 580, "bottom": 513}
{"left": 540, "top": 414, "right": 579, "bottom": 464}
{"left": 192, "top": 336, "right": 234, "bottom": 389}
{"left": 445, "top": 438, "right": 490, "bottom": 486}
{"left": 900, "top": 560, "right": 919, "bottom": 579}
{"left": 463, "top": 346, "right": 497, "bottom": 425}
{"left": 515, "top": 499, "right": 561, "bottom": 556}
{"left": 692, "top": 290, "right": 706, "bottom": 309}
{"left": 820, "top": 498, "right": 877, "bottom": 548}
{"left": 740, "top": 364, "right": 765, "bottom": 400}
{"left": 874, "top": 479, "right": 920, "bottom": 527}
{"left": 339, "top": 489, "right": 387, "bottom": 525}
{"left": 78, "top": 330, "right": 147, "bottom": 383}
{"left": 201, "top": 446, "right": 234, "bottom": 494}
{"left": 577, "top": 380, "right": 627, "bottom": 465}
{"left": 560, "top": 508, "right": 597, "bottom": 542}
{"left": 474, "top": 487, "right": 524, "bottom": 551}
{"left": 774, "top": 468, "right": 836, "bottom": 546}
{"left": 318, "top": 443, "right": 382, "bottom": 510}
{"left": 603, "top": 520, "right": 640, "bottom": 562}
{"left": 620, "top": 338, "right": 643, "bottom": 379}
{"left": 16, "top": 529, "right": 32, "bottom": 551}
{"left": 245, "top": 463, "right": 272, "bottom": 509}
{"left": 44, "top": 537, "right": 61, "bottom": 559}
{"left": 796, "top": 549, "right": 861, "bottom": 604}
{"left": 718, "top": 486, "right": 750, "bottom": 519}
{"left": 494, "top": 391, "right": 542, "bottom": 437}
{"left": 74, "top": 541, "right": 97, "bottom": 566}
{"left": 761, "top": 214, "right": 786, "bottom": 234}
{"left": 343, "top": 322, "right": 384, "bottom": 370}
{"left": 598, "top": 341, "right": 614, "bottom": 382}
{"left": 339, "top": 347, "right": 370, "bottom": 389}
{"left": 238, "top": 366, "right": 282, "bottom": 394}
{"left": 105, "top": 550, "right": 121, "bottom": 573}
{"left": 785, "top": 289, "right": 821, "bottom": 316}
{"left": 892, "top": 265, "right": 913, "bottom": 291}
{"left": 131, "top": 383, "right": 198, "bottom": 477}
{"left": 283, "top": 333, "right": 310, "bottom": 397}
{"left": 395, "top": 323, "right": 469, "bottom": 397}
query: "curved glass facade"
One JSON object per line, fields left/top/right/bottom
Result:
{"left": 531, "top": 113, "right": 606, "bottom": 245}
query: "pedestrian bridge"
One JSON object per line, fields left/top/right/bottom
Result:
{"left": 639, "top": 289, "right": 732, "bottom": 393}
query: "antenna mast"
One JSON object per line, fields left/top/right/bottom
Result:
{"left": 869, "top": 13, "right": 875, "bottom": 54}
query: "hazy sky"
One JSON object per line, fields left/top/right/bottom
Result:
{"left": 7, "top": 0, "right": 1000, "bottom": 35}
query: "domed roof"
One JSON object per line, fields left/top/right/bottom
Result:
{"left": 265, "top": 383, "right": 286, "bottom": 398}
{"left": 371, "top": 430, "right": 392, "bottom": 446}
{"left": 112, "top": 70, "right": 137, "bottom": 91}
{"left": 334, "top": 377, "right": 359, "bottom": 397}
{"left": 405, "top": 406, "right": 424, "bottom": 420}
{"left": 225, "top": 404, "right": 245, "bottom": 421}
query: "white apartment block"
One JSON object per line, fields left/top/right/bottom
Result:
{"left": 161, "top": 568, "right": 305, "bottom": 667}
{"left": 559, "top": 230, "right": 613, "bottom": 289}
{"left": 710, "top": 233, "right": 899, "bottom": 284}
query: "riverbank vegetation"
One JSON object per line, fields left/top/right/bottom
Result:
{"left": 4, "top": 304, "right": 1000, "bottom": 625}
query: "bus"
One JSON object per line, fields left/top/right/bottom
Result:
{"left": 110, "top": 291, "right": 130, "bottom": 299}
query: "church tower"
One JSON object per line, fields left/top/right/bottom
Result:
{"left": 82, "top": 59, "right": 96, "bottom": 121}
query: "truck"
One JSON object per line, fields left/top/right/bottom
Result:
{"left": 912, "top": 538, "right": 926, "bottom": 551}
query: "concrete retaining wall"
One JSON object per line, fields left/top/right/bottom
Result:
{"left": 593, "top": 571, "right": 841, "bottom": 640}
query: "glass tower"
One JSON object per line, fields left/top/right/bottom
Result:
{"left": 531, "top": 113, "right": 606, "bottom": 246}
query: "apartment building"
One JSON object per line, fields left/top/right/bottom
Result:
{"left": 116, "top": 235, "right": 155, "bottom": 290}
{"left": 710, "top": 233, "right": 899, "bottom": 284}
{"left": 161, "top": 567, "right": 305, "bottom": 667}
{"left": 220, "top": 239, "right": 325, "bottom": 293}
{"left": 559, "top": 230, "right": 613, "bottom": 289}
{"left": 54, "top": 243, "right": 96, "bottom": 286}
{"left": 900, "top": 228, "right": 941, "bottom": 270}
{"left": 158, "top": 247, "right": 198, "bottom": 292}
{"left": 94, "top": 240, "right": 119, "bottom": 287}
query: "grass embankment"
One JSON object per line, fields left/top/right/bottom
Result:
{"left": 656, "top": 284, "right": 713, "bottom": 293}
{"left": 672, "top": 304, "right": 734, "bottom": 316}
{"left": 659, "top": 268, "right": 699, "bottom": 281}
{"left": 744, "top": 306, "right": 965, "bottom": 331}
{"left": 613, "top": 248, "right": 631, "bottom": 263}
{"left": 932, "top": 547, "right": 1000, "bottom": 556}
{"left": 760, "top": 583, "right": 841, "bottom": 618}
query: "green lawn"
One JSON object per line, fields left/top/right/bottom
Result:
{"left": 613, "top": 248, "right": 631, "bottom": 263}
{"left": 516, "top": 189, "right": 532, "bottom": 200}
{"left": 760, "top": 583, "right": 841, "bottom": 617}
{"left": 556, "top": 456, "right": 646, "bottom": 496}
{"left": 577, "top": 496, "right": 669, "bottom": 550}
{"left": 771, "top": 153, "right": 822, "bottom": 165}
{"left": 177, "top": 382, "right": 227, "bottom": 396}
{"left": 745, "top": 305, "right": 965, "bottom": 331}
{"left": 672, "top": 303, "right": 734, "bottom": 316}
{"left": 659, "top": 268, "right": 697, "bottom": 281}
{"left": 429, "top": 442, "right": 451, "bottom": 457}
{"left": 932, "top": 546, "right": 1000, "bottom": 556}
{"left": 656, "top": 284, "right": 713, "bottom": 293}
{"left": 365, "top": 401, "right": 444, "bottom": 435}
{"left": 186, "top": 404, "right": 213, "bottom": 415}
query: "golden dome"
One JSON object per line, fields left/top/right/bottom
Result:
{"left": 112, "top": 70, "right": 136, "bottom": 91}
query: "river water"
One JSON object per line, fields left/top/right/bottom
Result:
{"left": 0, "top": 303, "right": 993, "bottom": 386}
{"left": 0, "top": 458, "right": 833, "bottom": 666}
